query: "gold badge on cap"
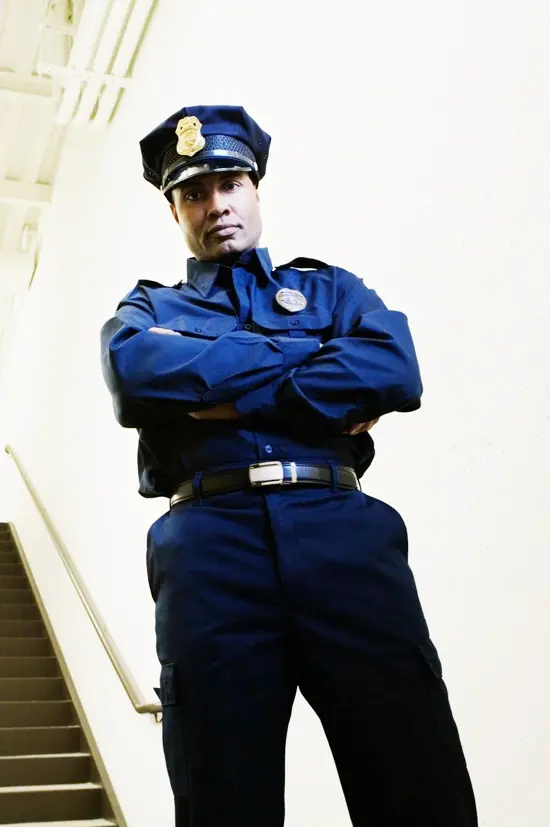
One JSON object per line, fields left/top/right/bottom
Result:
{"left": 175, "top": 116, "right": 206, "bottom": 157}
{"left": 275, "top": 289, "right": 308, "bottom": 313}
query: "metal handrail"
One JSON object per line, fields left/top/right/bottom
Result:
{"left": 4, "top": 444, "right": 161, "bottom": 718}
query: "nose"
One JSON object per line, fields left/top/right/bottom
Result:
{"left": 206, "top": 190, "right": 230, "bottom": 219}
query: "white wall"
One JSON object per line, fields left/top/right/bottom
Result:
{"left": 1, "top": 1, "right": 549, "bottom": 825}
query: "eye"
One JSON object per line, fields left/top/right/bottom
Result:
{"left": 222, "top": 179, "right": 241, "bottom": 192}
{"left": 183, "top": 190, "right": 203, "bottom": 202}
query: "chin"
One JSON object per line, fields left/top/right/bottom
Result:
{"left": 209, "top": 237, "right": 249, "bottom": 260}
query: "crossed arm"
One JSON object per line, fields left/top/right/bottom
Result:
{"left": 101, "top": 277, "right": 422, "bottom": 433}
{"left": 149, "top": 326, "right": 377, "bottom": 434}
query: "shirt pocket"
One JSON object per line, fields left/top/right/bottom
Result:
{"left": 251, "top": 307, "right": 333, "bottom": 343}
{"left": 155, "top": 314, "right": 238, "bottom": 339}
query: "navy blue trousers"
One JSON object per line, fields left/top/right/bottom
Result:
{"left": 147, "top": 486, "right": 477, "bottom": 826}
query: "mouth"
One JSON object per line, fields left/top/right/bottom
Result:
{"left": 207, "top": 224, "right": 240, "bottom": 239}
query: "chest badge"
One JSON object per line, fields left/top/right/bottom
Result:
{"left": 175, "top": 116, "right": 206, "bottom": 157}
{"left": 275, "top": 288, "right": 307, "bottom": 313}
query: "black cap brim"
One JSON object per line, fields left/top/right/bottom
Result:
{"left": 163, "top": 158, "right": 255, "bottom": 197}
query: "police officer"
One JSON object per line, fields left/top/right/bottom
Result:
{"left": 100, "top": 105, "right": 477, "bottom": 826}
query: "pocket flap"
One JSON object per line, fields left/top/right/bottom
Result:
{"left": 159, "top": 662, "right": 179, "bottom": 706}
{"left": 252, "top": 307, "right": 332, "bottom": 332}
{"left": 157, "top": 314, "right": 238, "bottom": 338}
{"left": 418, "top": 639, "right": 443, "bottom": 679}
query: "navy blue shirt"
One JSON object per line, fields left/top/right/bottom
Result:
{"left": 100, "top": 248, "right": 422, "bottom": 498}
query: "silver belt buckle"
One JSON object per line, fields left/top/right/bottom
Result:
{"left": 249, "top": 461, "right": 285, "bottom": 487}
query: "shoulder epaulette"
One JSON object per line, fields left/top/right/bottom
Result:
{"left": 275, "top": 256, "right": 330, "bottom": 271}
{"left": 135, "top": 278, "right": 165, "bottom": 290}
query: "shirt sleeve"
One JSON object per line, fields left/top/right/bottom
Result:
{"left": 234, "top": 275, "right": 423, "bottom": 434}
{"left": 100, "top": 283, "right": 319, "bottom": 427}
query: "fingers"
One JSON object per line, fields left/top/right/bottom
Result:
{"left": 349, "top": 418, "right": 380, "bottom": 436}
{"left": 188, "top": 403, "right": 240, "bottom": 421}
{"left": 148, "top": 327, "right": 180, "bottom": 336}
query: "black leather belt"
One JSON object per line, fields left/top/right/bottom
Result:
{"left": 170, "top": 461, "right": 360, "bottom": 508}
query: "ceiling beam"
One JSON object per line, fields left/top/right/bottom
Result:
{"left": 0, "top": 71, "right": 54, "bottom": 103}
{"left": 0, "top": 180, "right": 52, "bottom": 208}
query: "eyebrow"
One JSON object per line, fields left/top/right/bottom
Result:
{"left": 179, "top": 181, "right": 205, "bottom": 193}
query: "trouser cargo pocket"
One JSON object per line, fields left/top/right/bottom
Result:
{"left": 157, "top": 662, "right": 190, "bottom": 797}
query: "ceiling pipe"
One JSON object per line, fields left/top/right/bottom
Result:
{"left": 93, "top": 0, "right": 157, "bottom": 126}
{"left": 72, "top": 0, "right": 134, "bottom": 126}
{"left": 40, "top": 0, "right": 112, "bottom": 125}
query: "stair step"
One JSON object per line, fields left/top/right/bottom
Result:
{"left": 0, "top": 701, "right": 73, "bottom": 728}
{"left": 0, "top": 558, "right": 17, "bottom": 568}
{"left": 0, "top": 725, "right": 81, "bottom": 756}
{"left": 0, "top": 591, "right": 33, "bottom": 606}
{"left": 0, "top": 782, "right": 102, "bottom": 823}
{"left": 0, "top": 657, "right": 58, "bottom": 678}
{"left": 0, "top": 567, "right": 22, "bottom": 578}
{"left": 0, "top": 753, "right": 91, "bottom": 787}
{"left": 0, "top": 605, "right": 40, "bottom": 621}
{"left": 0, "top": 619, "right": 44, "bottom": 636}
{"left": 0, "top": 678, "right": 65, "bottom": 701}
{"left": 0, "top": 577, "right": 27, "bottom": 591}
{"left": 0, "top": 820, "right": 115, "bottom": 827}
{"left": 0, "top": 639, "right": 50, "bottom": 657}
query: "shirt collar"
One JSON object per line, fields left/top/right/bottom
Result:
{"left": 186, "top": 247, "right": 273, "bottom": 297}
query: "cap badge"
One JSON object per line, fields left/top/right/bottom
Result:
{"left": 175, "top": 116, "right": 206, "bottom": 157}
{"left": 275, "top": 289, "right": 308, "bottom": 313}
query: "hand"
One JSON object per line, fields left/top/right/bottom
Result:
{"left": 345, "top": 418, "right": 380, "bottom": 436}
{"left": 189, "top": 403, "right": 240, "bottom": 421}
{"left": 148, "top": 326, "right": 180, "bottom": 336}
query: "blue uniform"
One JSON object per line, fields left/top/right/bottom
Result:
{"left": 101, "top": 249, "right": 420, "bottom": 497}
{"left": 101, "top": 104, "right": 477, "bottom": 826}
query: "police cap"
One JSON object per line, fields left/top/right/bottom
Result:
{"left": 139, "top": 105, "right": 271, "bottom": 199}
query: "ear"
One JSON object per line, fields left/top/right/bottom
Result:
{"left": 170, "top": 199, "right": 179, "bottom": 224}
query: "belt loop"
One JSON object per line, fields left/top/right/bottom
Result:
{"left": 328, "top": 462, "right": 339, "bottom": 493}
{"left": 192, "top": 471, "right": 203, "bottom": 505}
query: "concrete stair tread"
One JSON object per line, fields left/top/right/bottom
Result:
{"left": 0, "top": 677, "right": 61, "bottom": 682}
{"left": 0, "top": 656, "right": 55, "bottom": 661}
{"left": 0, "top": 726, "right": 79, "bottom": 733}
{"left": 0, "top": 753, "right": 89, "bottom": 761}
{"left": 0, "top": 701, "right": 70, "bottom": 705}
{"left": 0, "top": 614, "right": 43, "bottom": 625}
{"left": 0, "top": 634, "right": 45, "bottom": 658}
{"left": 0, "top": 782, "right": 101, "bottom": 793}
{"left": 0, "top": 655, "right": 59, "bottom": 677}
{"left": 0, "top": 528, "right": 117, "bottom": 824}
{"left": 0, "top": 822, "right": 115, "bottom": 827}
{"left": 0, "top": 639, "right": 50, "bottom": 657}
{"left": 0, "top": 677, "right": 65, "bottom": 702}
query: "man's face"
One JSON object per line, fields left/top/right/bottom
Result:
{"left": 170, "top": 171, "right": 263, "bottom": 262}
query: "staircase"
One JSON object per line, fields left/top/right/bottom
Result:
{"left": 0, "top": 524, "right": 117, "bottom": 826}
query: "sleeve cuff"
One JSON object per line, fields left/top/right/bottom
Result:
{"left": 235, "top": 338, "right": 320, "bottom": 417}
{"left": 281, "top": 337, "right": 321, "bottom": 369}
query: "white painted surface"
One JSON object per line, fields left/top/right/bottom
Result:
{"left": 1, "top": 1, "right": 549, "bottom": 825}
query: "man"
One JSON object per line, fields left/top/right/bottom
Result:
{"left": 100, "top": 105, "right": 477, "bottom": 826}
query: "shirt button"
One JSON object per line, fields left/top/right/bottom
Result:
{"left": 194, "top": 327, "right": 201, "bottom": 333}
{"left": 265, "top": 445, "right": 273, "bottom": 454}
{"left": 245, "top": 324, "right": 252, "bottom": 330}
